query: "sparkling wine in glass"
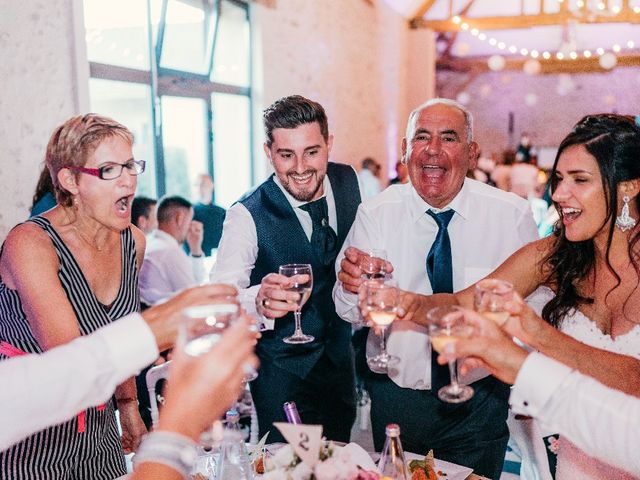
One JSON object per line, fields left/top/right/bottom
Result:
{"left": 279, "top": 263, "right": 314, "bottom": 344}
{"left": 359, "top": 249, "right": 388, "bottom": 280}
{"left": 426, "top": 305, "right": 474, "bottom": 403}
{"left": 474, "top": 278, "right": 514, "bottom": 326}
{"left": 362, "top": 280, "right": 400, "bottom": 374}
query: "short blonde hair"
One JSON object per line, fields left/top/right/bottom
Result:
{"left": 45, "top": 114, "right": 134, "bottom": 207}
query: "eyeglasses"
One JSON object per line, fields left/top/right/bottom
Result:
{"left": 66, "top": 159, "right": 146, "bottom": 180}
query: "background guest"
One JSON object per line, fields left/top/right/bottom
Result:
{"left": 358, "top": 157, "right": 382, "bottom": 198}
{"left": 29, "top": 165, "right": 57, "bottom": 217}
{"left": 131, "top": 196, "right": 158, "bottom": 235}
{"left": 389, "top": 161, "right": 409, "bottom": 185}
{"left": 191, "top": 173, "right": 226, "bottom": 257}
{"left": 139, "top": 195, "right": 206, "bottom": 305}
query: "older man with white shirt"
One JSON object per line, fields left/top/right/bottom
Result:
{"left": 334, "top": 98, "right": 538, "bottom": 479}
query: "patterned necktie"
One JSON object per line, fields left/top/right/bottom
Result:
{"left": 426, "top": 209, "right": 455, "bottom": 392}
{"left": 300, "top": 197, "right": 338, "bottom": 267}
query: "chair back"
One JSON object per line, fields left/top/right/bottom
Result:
{"left": 145, "top": 361, "right": 172, "bottom": 427}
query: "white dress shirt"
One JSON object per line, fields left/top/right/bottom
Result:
{"left": 210, "top": 173, "right": 343, "bottom": 329}
{"left": 358, "top": 169, "right": 382, "bottom": 199}
{"left": 0, "top": 314, "right": 158, "bottom": 451}
{"left": 511, "top": 352, "right": 640, "bottom": 476}
{"left": 139, "top": 229, "right": 206, "bottom": 305}
{"left": 333, "top": 179, "right": 539, "bottom": 389}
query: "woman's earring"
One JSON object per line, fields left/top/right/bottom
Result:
{"left": 616, "top": 195, "right": 637, "bottom": 232}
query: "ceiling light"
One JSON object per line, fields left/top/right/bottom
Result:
{"left": 556, "top": 52, "right": 565, "bottom": 59}
{"left": 596, "top": 47, "right": 605, "bottom": 55}
{"left": 531, "top": 50, "right": 539, "bottom": 58}
{"left": 583, "top": 50, "right": 592, "bottom": 58}
{"left": 452, "top": 16, "right": 461, "bottom": 24}
{"left": 628, "top": 40, "right": 635, "bottom": 48}
{"left": 542, "top": 51, "right": 551, "bottom": 59}
{"left": 478, "top": 33, "right": 487, "bottom": 40}
{"left": 612, "top": 44, "right": 621, "bottom": 52}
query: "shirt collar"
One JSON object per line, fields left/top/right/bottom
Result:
{"left": 408, "top": 178, "right": 471, "bottom": 223}
{"left": 272, "top": 173, "right": 330, "bottom": 208}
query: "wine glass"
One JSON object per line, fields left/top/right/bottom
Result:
{"left": 362, "top": 280, "right": 400, "bottom": 374}
{"left": 474, "top": 278, "right": 514, "bottom": 326}
{"left": 181, "top": 302, "right": 240, "bottom": 356}
{"left": 279, "top": 263, "right": 314, "bottom": 344}
{"left": 181, "top": 300, "right": 258, "bottom": 382}
{"left": 359, "top": 249, "right": 388, "bottom": 280}
{"left": 426, "top": 305, "right": 474, "bottom": 403}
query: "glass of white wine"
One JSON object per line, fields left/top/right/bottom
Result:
{"left": 426, "top": 305, "right": 474, "bottom": 403}
{"left": 474, "top": 278, "right": 514, "bottom": 326}
{"left": 359, "top": 249, "right": 388, "bottom": 280}
{"left": 279, "top": 263, "right": 314, "bottom": 345}
{"left": 362, "top": 280, "right": 399, "bottom": 374}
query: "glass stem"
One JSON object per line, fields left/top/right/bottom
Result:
{"left": 293, "top": 310, "right": 302, "bottom": 334}
{"left": 448, "top": 360, "right": 461, "bottom": 392}
{"left": 379, "top": 326, "right": 387, "bottom": 355}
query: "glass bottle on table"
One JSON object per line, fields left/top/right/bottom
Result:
{"left": 217, "top": 409, "right": 254, "bottom": 480}
{"left": 378, "top": 423, "right": 408, "bottom": 479}
{"left": 279, "top": 263, "right": 314, "bottom": 344}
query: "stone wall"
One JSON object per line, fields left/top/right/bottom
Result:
{"left": 0, "top": 0, "right": 86, "bottom": 239}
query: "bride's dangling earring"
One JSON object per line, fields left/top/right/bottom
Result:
{"left": 616, "top": 195, "right": 637, "bottom": 232}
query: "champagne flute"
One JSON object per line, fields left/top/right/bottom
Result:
{"left": 279, "top": 263, "right": 314, "bottom": 344}
{"left": 426, "top": 306, "right": 474, "bottom": 403}
{"left": 474, "top": 278, "right": 514, "bottom": 326}
{"left": 362, "top": 280, "right": 399, "bottom": 374}
{"left": 359, "top": 249, "right": 388, "bottom": 280}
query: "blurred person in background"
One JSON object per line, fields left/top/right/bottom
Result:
{"left": 131, "top": 196, "right": 158, "bottom": 235}
{"left": 191, "top": 173, "right": 226, "bottom": 257}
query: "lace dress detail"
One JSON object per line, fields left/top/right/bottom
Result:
{"left": 527, "top": 287, "right": 640, "bottom": 480}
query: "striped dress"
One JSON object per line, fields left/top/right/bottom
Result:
{"left": 0, "top": 216, "right": 140, "bottom": 479}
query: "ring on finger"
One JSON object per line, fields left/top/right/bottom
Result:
{"left": 261, "top": 298, "right": 270, "bottom": 308}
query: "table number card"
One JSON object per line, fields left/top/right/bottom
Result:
{"left": 274, "top": 423, "right": 323, "bottom": 467}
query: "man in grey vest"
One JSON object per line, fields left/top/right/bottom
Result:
{"left": 211, "top": 95, "right": 361, "bottom": 442}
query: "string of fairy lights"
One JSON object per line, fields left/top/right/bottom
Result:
{"left": 449, "top": 1, "right": 640, "bottom": 63}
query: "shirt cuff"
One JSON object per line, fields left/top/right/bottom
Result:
{"left": 509, "top": 352, "right": 573, "bottom": 417}
{"left": 103, "top": 313, "right": 160, "bottom": 375}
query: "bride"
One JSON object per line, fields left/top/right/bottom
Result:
{"left": 403, "top": 113, "right": 640, "bottom": 479}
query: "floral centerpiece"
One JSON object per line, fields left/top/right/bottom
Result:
{"left": 261, "top": 441, "right": 381, "bottom": 480}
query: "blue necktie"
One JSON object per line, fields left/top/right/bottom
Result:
{"left": 426, "top": 209, "right": 455, "bottom": 392}
{"left": 300, "top": 197, "right": 338, "bottom": 267}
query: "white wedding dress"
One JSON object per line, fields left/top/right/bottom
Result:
{"left": 527, "top": 287, "right": 640, "bottom": 480}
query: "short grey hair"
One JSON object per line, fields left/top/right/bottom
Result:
{"left": 405, "top": 97, "right": 474, "bottom": 143}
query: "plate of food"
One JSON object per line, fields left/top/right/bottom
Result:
{"left": 405, "top": 451, "right": 474, "bottom": 480}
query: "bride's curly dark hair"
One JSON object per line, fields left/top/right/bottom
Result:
{"left": 542, "top": 114, "right": 640, "bottom": 327}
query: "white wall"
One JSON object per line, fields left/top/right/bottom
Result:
{"left": 0, "top": 0, "right": 87, "bottom": 239}
{"left": 251, "top": 0, "right": 429, "bottom": 180}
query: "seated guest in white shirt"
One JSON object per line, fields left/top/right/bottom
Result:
{"left": 334, "top": 98, "right": 538, "bottom": 479}
{"left": 131, "top": 196, "right": 158, "bottom": 235}
{"left": 438, "top": 306, "right": 640, "bottom": 477}
{"left": 140, "top": 195, "right": 207, "bottom": 305}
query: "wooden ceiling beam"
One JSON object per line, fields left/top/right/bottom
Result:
{"left": 411, "top": 0, "right": 438, "bottom": 20}
{"left": 437, "top": 52, "right": 640, "bottom": 74}
{"left": 410, "top": 9, "right": 640, "bottom": 30}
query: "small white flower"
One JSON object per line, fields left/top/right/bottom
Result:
{"left": 291, "top": 461, "right": 313, "bottom": 480}
{"left": 270, "top": 445, "right": 296, "bottom": 468}
{"left": 315, "top": 457, "right": 345, "bottom": 480}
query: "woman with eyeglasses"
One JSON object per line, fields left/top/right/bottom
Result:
{"left": 0, "top": 114, "right": 148, "bottom": 479}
